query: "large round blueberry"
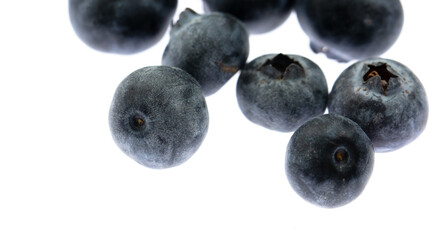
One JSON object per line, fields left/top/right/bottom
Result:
{"left": 294, "top": 0, "right": 403, "bottom": 62}
{"left": 328, "top": 58, "right": 428, "bottom": 152}
{"left": 162, "top": 8, "right": 249, "bottom": 96}
{"left": 236, "top": 54, "right": 328, "bottom": 132}
{"left": 203, "top": 0, "right": 295, "bottom": 34}
{"left": 69, "top": 0, "right": 177, "bottom": 54}
{"left": 109, "top": 66, "right": 209, "bottom": 169}
{"left": 286, "top": 114, "right": 374, "bottom": 208}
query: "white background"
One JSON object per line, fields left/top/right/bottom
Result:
{"left": 1, "top": 1, "right": 443, "bottom": 239}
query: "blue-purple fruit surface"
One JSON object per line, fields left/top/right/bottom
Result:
{"left": 328, "top": 58, "right": 428, "bottom": 152}
{"left": 286, "top": 114, "right": 374, "bottom": 208}
{"left": 109, "top": 66, "right": 209, "bottom": 169}
{"left": 203, "top": 0, "right": 295, "bottom": 34}
{"left": 295, "top": 0, "right": 403, "bottom": 62}
{"left": 69, "top": 0, "right": 177, "bottom": 54}
{"left": 162, "top": 9, "right": 249, "bottom": 96}
{"left": 236, "top": 53, "right": 328, "bottom": 132}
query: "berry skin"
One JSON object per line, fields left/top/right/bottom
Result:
{"left": 294, "top": 0, "right": 403, "bottom": 62}
{"left": 69, "top": 0, "right": 177, "bottom": 54}
{"left": 285, "top": 114, "right": 374, "bottom": 208}
{"left": 109, "top": 66, "right": 209, "bottom": 169}
{"left": 236, "top": 53, "right": 328, "bottom": 132}
{"left": 162, "top": 8, "right": 249, "bottom": 96}
{"left": 203, "top": 0, "right": 295, "bottom": 34}
{"left": 328, "top": 58, "right": 428, "bottom": 152}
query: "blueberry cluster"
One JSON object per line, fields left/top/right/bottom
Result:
{"left": 70, "top": 1, "right": 428, "bottom": 208}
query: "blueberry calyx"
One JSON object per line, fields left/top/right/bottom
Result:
{"left": 171, "top": 8, "right": 199, "bottom": 31}
{"left": 259, "top": 54, "right": 305, "bottom": 80}
{"left": 128, "top": 112, "right": 149, "bottom": 133}
{"left": 216, "top": 62, "right": 240, "bottom": 74}
{"left": 130, "top": 116, "right": 145, "bottom": 131}
{"left": 363, "top": 63, "right": 398, "bottom": 95}
{"left": 334, "top": 148, "right": 349, "bottom": 165}
{"left": 333, "top": 147, "right": 353, "bottom": 173}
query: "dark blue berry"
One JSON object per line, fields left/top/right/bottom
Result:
{"left": 328, "top": 58, "right": 428, "bottom": 152}
{"left": 286, "top": 114, "right": 374, "bottom": 208}
{"left": 203, "top": 0, "right": 295, "bottom": 34}
{"left": 162, "top": 8, "right": 249, "bottom": 96}
{"left": 109, "top": 66, "right": 209, "bottom": 169}
{"left": 295, "top": 0, "right": 403, "bottom": 62}
{"left": 69, "top": 0, "right": 177, "bottom": 54}
{"left": 236, "top": 53, "right": 328, "bottom": 132}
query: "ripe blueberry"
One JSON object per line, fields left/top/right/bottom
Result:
{"left": 236, "top": 53, "right": 328, "bottom": 132}
{"left": 286, "top": 114, "right": 374, "bottom": 208}
{"left": 203, "top": 0, "right": 295, "bottom": 34}
{"left": 294, "top": 0, "right": 403, "bottom": 62}
{"left": 328, "top": 58, "right": 428, "bottom": 152}
{"left": 109, "top": 66, "right": 209, "bottom": 169}
{"left": 162, "top": 8, "right": 249, "bottom": 96}
{"left": 69, "top": 0, "right": 177, "bottom": 54}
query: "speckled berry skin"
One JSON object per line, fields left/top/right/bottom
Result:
{"left": 203, "top": 0, "right": 295, "bottom": 34}
{"left": 328, "top": 58, "right": 428, "bottom": 152}
{"left": 162, "top": 9, "right": 249, "bottom": 96}
{"left": 109, "top": 66, "right": 209, "bottom": 169}
{"left": 295, "top": 0, "right": 403, "bottom": 62}
{"left": 286, "top": 114, "right": 374, "bottom": 208}
{"left": 69, "top": 0, "right": 177, "bottom": 54}
{"left": 236, "top": 54, "right": 328, "bottom": 132}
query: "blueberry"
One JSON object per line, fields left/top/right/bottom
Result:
{"left": 162, "top": 8, "right": 249, "bottom": 96}
{"left": 328, "top": 58, "right": 428, "bottom": 152}
{"left": 69, "top": 0, "right": 177, "bottom": 54}
{"left": 109, "top": 66, "right": 209, "bottom": 169}
{"left": 203, "top": 0, "right": 295, "bottom": 34}
{"left": 294, "top": 0, "right": 403, "bottom": 62}
{"left": 236, "top": 53, "right": 328, "bottom": 132}
{"left": 285, "top": 114, "right": 374, "bottom": 208}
